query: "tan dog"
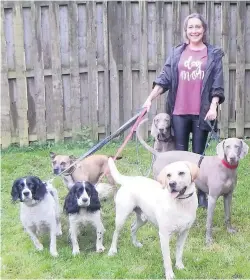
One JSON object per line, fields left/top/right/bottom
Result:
{"left": 50, "top": 152, "right": 121, "bottom": 199}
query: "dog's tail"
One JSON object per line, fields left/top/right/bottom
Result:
{"left": 136, "top": 118, "right": 159, "bottom": 157}
{"left": 108, "top": 158, "right": 125, "bottom": 185}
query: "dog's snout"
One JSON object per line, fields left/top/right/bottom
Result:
{"left": 159, "top": 128, "right": 164, "bottom": 133}
{"left": 23, "top": 191, "right": 30, "bottom": 197}
{"left": 169, "top": 181, "right": 176, "bottom": 189}
{"left": 53, "top": 168, "right": 60, "bottom": 175}
{"left": 82, "top": 198, "right": 88, "bottom": 203}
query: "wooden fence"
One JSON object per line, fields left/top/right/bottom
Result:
{"left": 1, "top": 1, "right": 250, "bottom": 148}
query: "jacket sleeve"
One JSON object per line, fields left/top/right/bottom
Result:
{"left": 152, "top": 55, "right": 172, "bottom": 93}
{"left": 210, "top": 54, "right": 225, "bottom": 104}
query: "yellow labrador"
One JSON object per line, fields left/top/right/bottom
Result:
{"left": 107, "top": 158, "right": 199, "bottom": 279}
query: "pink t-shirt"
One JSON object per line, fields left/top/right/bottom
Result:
{"left": 173, "top": 46, "right": 208, "bottom": 115}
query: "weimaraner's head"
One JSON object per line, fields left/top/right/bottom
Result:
{"left": 157, "top": 161, "right": 199, "bottom": 198}
{"left": 216, "top": 138, "right": 249, "bottom": 165}
{"left": 151, "top": 113, "right": 171, "bottom": 139}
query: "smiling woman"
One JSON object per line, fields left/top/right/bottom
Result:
{"left": 142, "top": 13, "right": 225, "bottom": 208}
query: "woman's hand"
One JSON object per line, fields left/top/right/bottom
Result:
{"left": 204, "top": 103, "right": 217, "bottom": 121}
{"left": 142, "top": 98, "right": 152, "bottom": 112}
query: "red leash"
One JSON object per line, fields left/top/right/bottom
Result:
{"left": 97, "top": 108, "right": 147, "bottom": 184}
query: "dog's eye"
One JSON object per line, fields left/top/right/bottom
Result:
{"left": 178, "top": 171, "right": 185, "bottom": 176}
{"left": 166, "top": 173, "right": 171, "bottom": 178}
{"left": 61, "top": 161, "right": 66, "bottom": 166}
{"left": 53, "top": 160, "right": 56, "bottom": 165}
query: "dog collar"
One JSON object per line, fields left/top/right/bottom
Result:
{"left": 221, "top": 159, "right": 238, "bottom": 169}
{"left": 177, "top": 192, "right": 194, "bottom": 200}
{"left": 157, "top": 134, "right": 173, "bottom": 142}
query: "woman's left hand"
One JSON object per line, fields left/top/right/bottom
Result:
{"left": 204, "top": 104, "right": 217, "bottom": 121}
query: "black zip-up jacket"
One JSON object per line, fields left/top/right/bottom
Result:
{"left": 153, "top": 43, "right": 225, "bottom": 131}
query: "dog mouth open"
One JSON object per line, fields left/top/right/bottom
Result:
{"left": 171, "top": 186, "right": 187, "bottom": 199}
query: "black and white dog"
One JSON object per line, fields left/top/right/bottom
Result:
{"left": 64, "top": 181, "right": 105, "bottom": 255}
{"left": 11, "top": 176, "right": 62, "bottom": 257}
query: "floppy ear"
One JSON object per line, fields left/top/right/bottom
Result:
{"left": 11, "top": 179, "right": 22, "bottom": 201}
{"left": 150, "top": 118, "right": 158, "bottom": 138}
{"left": 216, "top": 140, "right": 225, "bottom": 159}
{"left": 87, "top": 183, "right": 101, "bottom": 212}
{"left": 32, "top": 176, "right": 47, "bottom": 200}
{"left": 184, "top": 162, "right": 200, "bottom": 182}
{"left": 156, "top": 168, "right": 168, "bottom": 188}
{"left": 240, "top": 140, "right": 249, "bottom": 159}
{"left": 63, "top": 186, "right": 80, "bottom": 214}
{"left": 69, "top": 155, "right": 76, "bottom": 164}
{"left": 50, "top": 152, "right": 56, "bottom": 160}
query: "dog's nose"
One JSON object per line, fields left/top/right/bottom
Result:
{"left": 53, "top": 168, "right": 60, "bottom": 175}
{"left": 82, "top": 198, "right": 88, "bottom": 203}
{"left": 169, "top": 181, "right": 176, "bottom": 189}
{"left": 23, "top": 191, "right": 30, "bottom": 197}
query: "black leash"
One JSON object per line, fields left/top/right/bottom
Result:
{"left": 198, "top": 119, "right": 219, "bottom": 168}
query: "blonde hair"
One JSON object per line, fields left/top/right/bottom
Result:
{"left": 183, "top": 13, "right": 208, "bottom": 43}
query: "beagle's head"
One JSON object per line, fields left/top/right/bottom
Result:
{"left": 50, "top": 152, "right": 76, "bottom": 175}
{"left": 157, "top": 161, "right": 199, "bottom": 198}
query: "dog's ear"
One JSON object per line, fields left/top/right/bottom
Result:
{"left": 150, "top": 118, "right": 158, "bottom": 138}
{"left": 11, "top": 179, "right": 22, "bottom": 201}
{"left": 87, "top": 183, "right": 101, "bottom": 212}
{"left": 216, "top": 140, "right": 225, "bottom": 159}
{"left": 50, "top": 152, "right": 56, "bottom": 160}
{"left": 69, "top": 155, "right": 76, "bottom": 163}
{"left": 184, "top": 162, "right": 200, "bottom": 182}
{"left": 240, "top": 140, "right": 249, "bottom": 159}
{"left": 32, "top": 176, "right": 47, "bottom": 200}
{"left": 156, "top": 168, "right": 168, "bottom": 188}
{"left": 63, "top": 185, "right": 80, "bottom": 214}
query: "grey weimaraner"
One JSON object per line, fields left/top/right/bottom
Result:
{"left": 136, "top": 118, "right": 249, "bottom": 245}
{"left": 151, "top": 113, "right": 175, "bottom": 152}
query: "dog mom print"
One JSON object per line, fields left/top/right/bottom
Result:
{"left": 180, "top": 56, "right": 205, "bottom": 81}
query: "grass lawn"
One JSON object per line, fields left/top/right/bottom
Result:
{"left": 1, "top": 139, "right": 250, "bottom": 279}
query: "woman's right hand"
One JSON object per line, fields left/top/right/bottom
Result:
{"left": 142, "top": 98, "right": 152, "bottom": 112}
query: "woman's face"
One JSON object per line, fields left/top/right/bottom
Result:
{"left": 186, "top": 17, "right": 204, "bottom": 44}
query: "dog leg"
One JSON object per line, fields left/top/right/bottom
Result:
{"left": 175, "top": 229, "right": 189, "bottom": 269}
{"left": 25, "top": 226, "right": 44, "bottom": 251}
{"left": 69, "top": 223, "right": 80, "bottom": 255}
{"left": 93, "top": 212, "right": 105, "bottom": 253}
{"left": 206, "top": 195, "right": 218, "bottom": 245}
{"left": 56, "top": 218, "right": 62, "bottom": 236}
{"left": 224, "top": 192, "right": 237, "bottom": 234}
{"left": 49, "top": 224, "right": 58, "bottom": 257}
{"left": 108, "top": 209, "right": 132, "bottom": 256}
{"left": 131, "top": 211, "right": 147, "bottom": 248}
{"left": 159, "top": 230, "right": 174, "bottom": 280}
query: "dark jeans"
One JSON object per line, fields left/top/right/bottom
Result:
{"left": 172, "top": 114, "right": 208, "bottom": 206}
{"left": 172, "top": 115, "right": 208, "bottom": 154}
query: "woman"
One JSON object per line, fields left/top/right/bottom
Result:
{"left": 142, "top": 13, "right": 225, "bottom": 208}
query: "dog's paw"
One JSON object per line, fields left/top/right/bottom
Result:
{"left": 50, "top": 250, "right": 59, "bottom": 257}
{"left": 206, "top": 236, "right": 213, "bottom": 246}
{"left": 133, "top": 241, "right": 143, "bottom": 248}
{"left": 35, "top": 243, "right": 44, "bottom": 251}
{"left": 96, "top": 245, "right": 105, "bottom": 253}
{"left": 108, "top": 248, "right": 117, "bottom": 256}
{"left": 165, "top": 270, "right": 175, "bottom": 279}
{"left": 175, "top": 262, "right": 185, "bottom": 270}
{"left": 56, "top": 229, "right": 62, "bottom": 236}
{"left": 227, "top": 226, "right": 237, "bottom": 234}
{"left": 72, "top": 249, "right": 80, "bottom": 256}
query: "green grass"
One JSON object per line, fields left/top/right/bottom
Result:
{"left": 1, "top": 139, "right": 250, "bottom": 279}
